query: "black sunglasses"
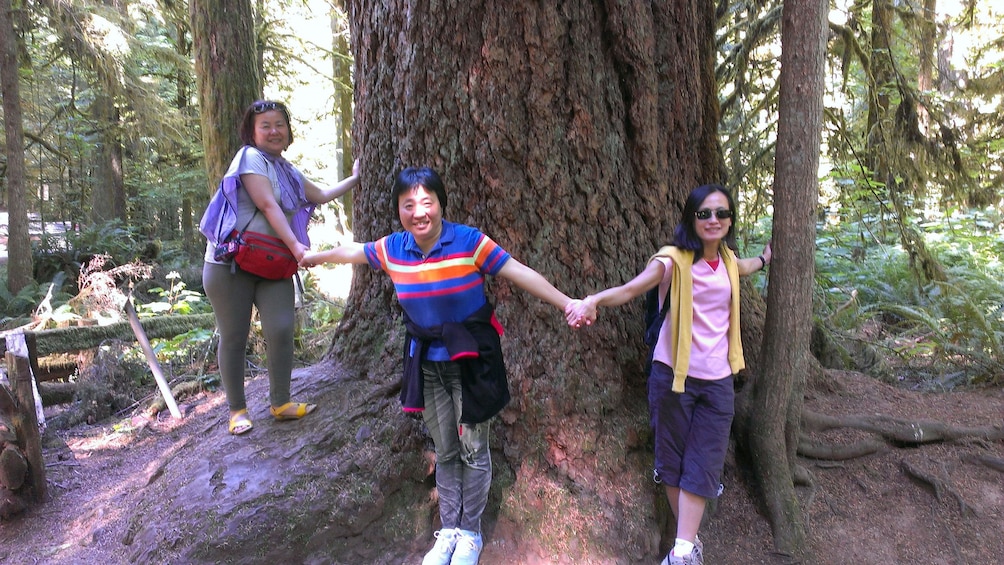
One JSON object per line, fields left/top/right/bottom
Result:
{"left": 695, "top": 208, "right": 733, "bottom": 220}
{"left": 252, "top": 101, "right": 286, "bottom": 114}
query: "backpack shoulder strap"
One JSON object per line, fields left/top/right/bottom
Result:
{"left": 658, "top": 282, "right": 671, "bottom": 319}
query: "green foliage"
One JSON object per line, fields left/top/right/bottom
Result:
{"left": 815, "top": 210, "right": 1004, "bottom": 387}
{"left": 32, "top": 220, "right": 146, "bottom": 284}
{"left": 3, "top": 282, "right": 45, "bottom": 321}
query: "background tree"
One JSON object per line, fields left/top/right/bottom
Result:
{"left": 0, "top": 0, "right": 33, "bottom": 293}
{"left": 189, "top": 0, "right": 261, "bottom": 194}
{"left": 330, "top": 0, "right": 353, "bottom": 229}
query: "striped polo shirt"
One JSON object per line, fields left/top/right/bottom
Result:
{"left": 364, "top": 220, "right": 511, "bottom": 360}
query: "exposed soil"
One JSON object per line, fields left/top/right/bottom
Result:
{"left": 0, "top": 364, "right": 1001, "bottom": 564}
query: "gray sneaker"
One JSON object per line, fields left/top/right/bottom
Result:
{"left": 422, "top": 528, "right": 458, "bottom": 565}
{"left": 449, "top": 529, "right": 483, "bottom": 565}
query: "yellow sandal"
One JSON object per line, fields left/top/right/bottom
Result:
{"left": 270, "top": 402, "right": 317, "bottom": 421}
{"left": 228, "top": 409, "right": 253, "bottom": 435}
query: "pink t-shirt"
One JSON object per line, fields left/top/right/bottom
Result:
{"left": 652, "top": 255, "right": 733, "bottom": 380}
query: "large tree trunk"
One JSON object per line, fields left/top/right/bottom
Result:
{"left": 0, "top": 0, "right": 33, "bottom": 293}
{"left": 740, "top": 0, "right": 828, "bottom": 560}
{"left": 189, "top": 0, "right": 261, "bottom": 194}
{"left": 340, "top": 1, "right": 720, "bottom": 559}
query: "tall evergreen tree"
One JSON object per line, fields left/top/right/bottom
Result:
{"left": 742, "top": 0, "right": 828, "bottom": 559}
{"left": 0, "top": 0, "right": 33, "bottom": 292}
{"left": 189, "top": 0, "right": 261, "bottom": 193}
{"left": 339, "top": 1, "right": 732, "bottom": 558}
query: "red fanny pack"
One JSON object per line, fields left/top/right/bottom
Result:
{"left": 233, "top": 230, "right": 298, "bottom": 280}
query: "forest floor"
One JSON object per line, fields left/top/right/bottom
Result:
{"left": 0, "top": 363, "right": 1001, "bottom": 564}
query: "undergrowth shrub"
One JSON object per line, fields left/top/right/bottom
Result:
{"left": 814, "top": 210, "right": 1004, "bottom": 388}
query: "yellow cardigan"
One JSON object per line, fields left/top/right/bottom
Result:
{"left": 651, "top": 245, "right": 745, "bottom": 392}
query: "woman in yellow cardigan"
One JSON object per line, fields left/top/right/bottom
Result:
{"left": 568, "top": 184, "right": 771, "bottom": 565}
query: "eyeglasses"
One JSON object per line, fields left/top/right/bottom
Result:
{"left": 695, "top": 208, "right": 733, "bottom": 221}
{"left": 252, "top": 101, "right": 285, "bottom": 114}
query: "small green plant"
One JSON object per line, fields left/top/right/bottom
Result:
{"left": 136, "top": 271, "right": 209, "bottom": 316}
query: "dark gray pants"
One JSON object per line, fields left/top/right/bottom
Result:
{"left": 203, "top": 262, "right": 295, "bottom": 412}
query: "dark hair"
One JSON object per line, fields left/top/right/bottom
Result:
{"left": 671, "top": 183, "right": 738, "bottom": 253}
{"left": 391, "top": 167, "right": 448, "bottom": 213}
{"left": 238, "top": 100, "right": 294, "bottom": 147}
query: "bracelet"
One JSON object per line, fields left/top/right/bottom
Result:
{"left": 758, "top": 255, "right": 767, "bottom": 270}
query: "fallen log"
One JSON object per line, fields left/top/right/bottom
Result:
{"left": 33, "top": 353, "right": 79, "bottom": 382}
{"left": 0, "top": 313, "right": 216, "bottom": 358}
{"left": 38, "top": 381, "right": 76, "bottom": 406}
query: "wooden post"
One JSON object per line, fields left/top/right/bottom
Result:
{"left": 6, "top": 352, "right": 46, "bottom": 502}
{"left": 124, "top": 299, "right": 182, "bottom": 419}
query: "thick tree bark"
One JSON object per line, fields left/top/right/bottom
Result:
{"left": 341, "top": 1, "right": 720, "bottom": 558}
{"left": 0, "top": 0, "right": 33, "bottom": 293}
{"left": 743, "top": 0, "right": 828, "bottom": 560}
{"left": 189, "top": 0, "right": 261, "bottom": 194}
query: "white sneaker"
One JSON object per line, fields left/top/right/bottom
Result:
{"left": 422, "top": 528, "right": 458, "bottom": 565}
{"left": 449, "top": 529, "right": 483, "bottom": 565}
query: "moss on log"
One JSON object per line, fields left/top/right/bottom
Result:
{"left": 3, "top": 314, "right": 216, "bottom": 357}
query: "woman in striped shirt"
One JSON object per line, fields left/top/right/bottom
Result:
{"left": 301, "top": 166, "right": 576, "bottom": 565}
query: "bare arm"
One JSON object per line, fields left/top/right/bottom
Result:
{"left": 304, "top": 159, "right": 361, "bottom": 204}
{"left": 300, "top": 242, "right": 368, "bottom": 267}
{"left": 496, "top": 259, "right": 572, "bottom": 311}
{"left": 241, "top": 172, "right": 308, "bottom": 260}
{"left": 567, "top": 259, "right": 665, "bottom": 327}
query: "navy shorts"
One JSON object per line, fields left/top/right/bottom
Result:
{"left": 649, "top": 361, "right": 735, "bottom": 499}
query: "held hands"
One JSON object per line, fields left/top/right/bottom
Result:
{"left": 299, "top": 251, "right": 324, "bottom": 268}
{"left": 292, "top": 241, "right": 309, "bottom": 264}
{"left": 565, "top": 296, "right": 598, "bottom": 328}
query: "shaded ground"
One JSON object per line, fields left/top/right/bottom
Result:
{"left": 0, "top": 364, "right": 1001, "bottom": 564}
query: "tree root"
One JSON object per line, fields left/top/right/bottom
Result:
{"left": 900, "top": 459, "right": 977, "bottom": 517}
{"left": 798, "top": 435, "right": 886, "bottom": 460}
{"left": 962, "top": 454, "right": 1004, "bottom": 473}
{"left": 801, "top": 408, "right": 1004, "bottom": 446}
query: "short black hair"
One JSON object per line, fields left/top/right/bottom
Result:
{"left": 391, "top": 167, "right": 448, "bottom": 213}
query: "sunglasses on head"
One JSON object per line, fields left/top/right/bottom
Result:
{"left": 695, "top": 208, "right": 733, "bottom": 220}
{"left": 252, "top": 101, "right": 285, "bottom": 114}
